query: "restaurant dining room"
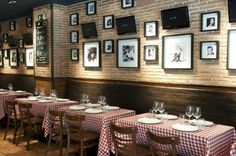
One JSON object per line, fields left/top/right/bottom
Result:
{"left": 0, "top": 0, "right": 236, "bottom": 156}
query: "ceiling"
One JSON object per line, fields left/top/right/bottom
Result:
{"left": 0, "top": 0, "right": 87, "bottom": 22}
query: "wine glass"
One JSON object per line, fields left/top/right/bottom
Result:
{"left": 158, "top": 102, "right": 165, "bottom": 114}
{"left": 50, "top": 89, "right": 57, "bottom": 99}
{"left": 193, "top": 107, "right": 201, "bottom": 120}
{"left": 85, "top": 94, "right": 90, "bottom": 104}
{"left": 152, "top": 101, "right": 159, "bottom": 115}
{"left": 39, "top": 88, "right": 45, "bottom": 97}
{"left": 34, "top": 88, "right": 39, "bottom": 96}
{"left": 80, "top": 94, "right": 87, "bottom": 104}
{"left": 179, "top": 113, "right": 186, "bottom": 124}
{"left": 185, "top": 105, "right": 194, "bottom": 120}
{"left": 8, "top": 83, "right": 13, "bottom": 91}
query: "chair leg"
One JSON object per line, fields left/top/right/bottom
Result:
{"left": 26, "top": 125, "right": 31, "bottom": 150}
{"left": 66, "top": 133, "right": 70, "bottom": 156}
{"left": 16, "top": 120, "right": 23, "bottom": 146}
{"left": 59, "top": 134, "right": 63, "bottom": 156}
{"left": 3, "top": 118, "right": 10, "bottom": 140}
{"left": 13, "top": 120, "right": 18, "bottom": 144}
{"left": 44, "top": 131, "right": 52, "bottom": 156}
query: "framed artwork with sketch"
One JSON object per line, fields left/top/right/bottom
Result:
{"left": 9, "top": 49, "right": 18, "bottom": 67}
{"left": 200, "top": 41, "right": 219, "bottom": 60}
{"left": 103, "top": 40, "right": 114, "bottom": 53}
{"left": 83, "top": 41, "right": 101, "bottom": 67}
{"left": 162, "top": 33, "right": 193, "bottom": 69}
{"left": 0, "top": 50, "right": 3, "bottom": 67}
{"left": 71, "top": 49, "right": 79, "bottom": 61}
{"left": 201, "top": 11, "right": 220, "bottom": 32}
{"left": 121, "top": 0, "right": 134, "bottom": 9}
{"left": 144, "top": 45, "right": 158, "bottom": 61}
{"left": 26, "top": 48, "right": 34, "bottom": 67}
{"left": 227, "top": 29, "right": 236, "bottom": 69}
{"left": 103, "top": 15, "right": 114, "bottom": 29}
{"left": 144, "top": 21, "right": 158, "bottom": 37}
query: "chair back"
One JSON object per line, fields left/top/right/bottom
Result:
{"left": 5, "top": 100, "right": 17, "bottom": 119}
{"left": 48, "top": 109, "right": 64, "bottom": 133}
{"left": 110, "top": 122, "right": 138, "bottom": 156}
{"left": 147, "top": 130, "right": 179, "bottom": 156}
{"left": 18, "top": 103, "right": 32, "bottom": 121}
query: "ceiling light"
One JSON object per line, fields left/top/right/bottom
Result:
{"left": 8, "top": 0, "right": 16, "bottom": 4}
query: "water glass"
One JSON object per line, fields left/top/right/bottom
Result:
{"left": 80, "top": 94, "right": 87, "bottom": 104}
{"left": 39, "top": 88, "right": 45, "bottom": 97}
{"left": 34, "top": 88, "right": 39, "bottom": 96}
{"left": 152, "top": 101, "right": 159, "bottom": 115}
{"left": 193, "top": 107, "right": 201, "bottom": 120}
{"left": 158, "top": 102, "right": 165, "bottom": 114}
{"left": 185, "top": 105, "right": 194, "bottom": 120}
{"left": 50, "top": 89, "right": 57, "bottom": 99}
{"left": 8, "top": 83, "right": 13, "bottom": 91}
{"left": 179, "top": 113, "right": 186, "bottom": 124}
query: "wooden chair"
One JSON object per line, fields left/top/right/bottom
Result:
{"left": 16, "top": 103, "right": 43, "bottom": 150}
{"left": 110, "top": 122, "right": 151, "bottom": 156}
{"left": 3, "top": 100, "right": 19, "bottom": 144}
{"left": 65, "top": 113, "right": 99, "bottom": 156}
{"left": 44, "top": 110, "right": 66, "bottom": 156}
{"left": 147, "top": 130, "right": 179, "bottom": 156}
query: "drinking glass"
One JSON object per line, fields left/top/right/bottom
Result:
{"left": 152, "top": 101, "right": 159, "bottom": 115}
{"left": 39, "top": 88, "right": 45, "bottom": 97}
{"left": 85, "top": 94, "right": 90, "bottom": 104}
{"left": 34, "top": 88, "right": 39, "bottom": 96}
{"left": 8, "top": 83, "right": 13, "bottom": 91}
{"left": 80, "top": 94, "right": 87, "bottom": 104}
{"left": 101, "top": 96, "right": 107, "bottom": 107}
{"left": 185, "top": 105, "right": 194, "bottom": 120}
{"left": 50, "top": 89, "right": 57, "bottom": 99}
{"left": 158, "top": 102, "right": 165, "bottom": 114}
{"left": 193, "top": 107, "right": 201, "bottom": 120}
{"left": 179, "top": 113, "right": 186, "bottom": 124}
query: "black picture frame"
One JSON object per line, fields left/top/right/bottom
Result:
{"left": 25, "top": 48, "right": 34, "bottom": 67}
{"left": 227, "top": 29, "right": 236, "bottom": 69}
{"left": 144, "top": 45, "right": 158, "bottom": 61}
{"left": 18, "top": 39, "right": 24, "bottom": 48}
{"left": 103, "top": 40, "right": 114, "bottom": 53}
{"left": 26, "top": 17, "right": 33, "bottom": 28}
{"left": 70, "top": 13, "right": 79, "bottom": 26}
{"left": 19, "top": 53, "right": 25, "bottom": 63}
{"left": 200, "top": 41, "right": 219, "bottom": 60}
{"left": 117, "top": 38, "right": 140, "bottom": 68}
{"left": 83, "top": 41, "right": 101, "bottom": 67}
{"left": 9, "top": 49, "right": 18, "bottom": 67}
{"left": 71, "top": 49, "right": 79, "bottom": 61}
{"left": 86, "top": 1, "right": 96, "bottom": 15}
{"left": 3, "top": 33, "right": 8, "bottom": 43}
{"left": 121, "top": 0, "right": 134, "bottom": 9}
{"left": 103, "top": 15, "right": 114, "bottom": 29}
{"left": 201, "top": 11, "right": 220, "bottom": 32}
{"left": 144, "top": 21, "right": 158, "bottom": 37}
{"left": 10, "top": 21, "right": 16, "bottom": 31}
{"left": 4, "top": 49, "right": 9, "bottom": 59}
{"left": 162, "top": 33, "right": 194, "bottom": 70}
{"left": 0, "top": 50, "right": 3, "bottom": 67}
{"left": 70, "top": 31, "right": 79, "bottom": 43}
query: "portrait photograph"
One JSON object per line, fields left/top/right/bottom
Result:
{"left": 26, "top": 17, "right": 32, "bottom": 28}
{"left": 26, "top": 48, "right": 34, "bottom": 67}
{"left": 103, "top": 15, "right": 114, "bottom": 29}
{"left": 201, "top": 11, "right": 220, "bottom": 32}
{"left": 10, "top": 21, "right": 16, "bottom": 31}
{"left": 9, "top": 49, "right": 18, "bottom": 67}
{"left": 18, "top": 39, "right": 24, "bottom": 48}
{"left": 71, "top": 49, "right": 79, "bottom": 61}
{"left": 0, "top": 50, "right": 3, "bottom": 67}
{"left": 163, "top": 33, "right": 193, "bottom": 69}
{"left": 103, "top": 40, "right": 114, "bottom": 53}
{"left": 228, "top": 29, "right": 236, "bottom": 69}
{"left": 4, "top": 49, "right": 9, "bottom": 59}
{"left": 70, "top": 31, "right": 79, "bottom": 43}
{"left": 144, "top": 21, "right": 158, "bottom": 37}
{"left": 144, "top": 45, "right": 158, "bottom": 61}
{"left": 70, "top": 13, "right": 79, "bottom": 26}
{"left": 83, "top": 41, "right": 101, "bottom": 67}
{"left": 121, "top": 0, "right": 134, "bottom": 9}
{"left": 117, "top": 38, "right": 140, "bottom": 68}
{"left": 86, "top": 1, "right": 96, "bottom": 15}
{"left": 19, "top": 53, "right": 25, "bottom": 63}
{"left": 200, "top": 41, "right": 219, "bottom": 60}
{"left": 3, "top": 33, "right": 8, "bottom": 43}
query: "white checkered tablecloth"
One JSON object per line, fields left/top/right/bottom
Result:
{"left": 231, "top": 143, "right": 236, "bottom": 156}
{"left": 15, "top": 98, "right": 78, "bottom": 137}
{"left": 116, "top": 113, "right": 236, "bottom": 156}
{"left": 60, "top": 107, "right": 135, "bottom": 156}
{"left": 0, "top": 91, "right": 32, "bottom": 120}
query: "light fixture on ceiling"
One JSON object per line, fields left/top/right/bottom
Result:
{"left": 8, "top": 0, "right": 16, "bottom": 4}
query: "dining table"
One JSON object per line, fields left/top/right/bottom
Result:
{"left": 59, "top": 104, "right": 136, "bottom": 156}
{"left": 0, "top": 90, "right": 32, "bottom": 120}
{"left": 231, "top": 142, "right": 236, "bottom": 156}
{"left": 116, "top": 113, "right": 236, "bottom": 156}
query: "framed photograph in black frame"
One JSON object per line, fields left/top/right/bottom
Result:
{"left": 19, "top": 53, "right": 25, "bottom": 63}
{"left": 162, "top": 33, "right": 194, "bottom": 69}
{"left": 71, "top": 49, "right": 79, "bottom": 61}
{"left": 26, "top": 17, "right": 33, "bottom": 28}
{"left": 144, "top": 45, "right": 158, "bottom": 61}
{"left": 70, "top": 13, "right": 79, "bottom": 26}
{"left": 86, "top": 1, "right": 96, "bottom": 15}
{"left": 200, "top": 41, "right": 219, "bottom": 60}
{"left": 144, "top": 21, "right": 158, "bottom": 37}
{"left": 18, "top": 39, "right": 24, "bottom": 48}
{"left": 227, "top": 29, "right": 236, "bottom": 69}
{"left": 103, "top": 15, "right": 114, "bottom": 29}
{"left": 83, "top": 41, "right": 101, "bottom": 67}
{"left": 3, "top": 33, "right": 8, "bottom": 43}
{"left": 117, "top": 38, "right": 140, "bottom": 68}
{"left": 103, "top": 40, "right": 114, "bottom": 53}
{"left": 10, "top": 21, "right": 16, "bottom": 31}
{"left": 0, "top": 50, "right": 3, "bottom": 67}
{"left": 4, "top": 49, "right": 9, "bottom": 59}
{"left": 201, "top": 11, "right": 220, "bottom": 32}
{"left": 9, "top": 49, "right": 18, "bottom": 67}
{"left": 121, "top": 0, "right": 134, "bottom": 9}
{"left": 70, "top": 31, "right": 79, "bottom": 43}
{"left": 25, "top": 48, "right": 34, "bottom": 67}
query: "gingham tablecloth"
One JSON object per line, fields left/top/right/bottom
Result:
{"left": 60, "top": 107, "right": 135, "bottom": 156}
{"left": 231, "top": 142, "right": 236, "bottom": 156}
{"left": 116, "top": 113, "right": 236, "bottom": 156}
{"left": 0, "top": 91, "right": 32, "bottom": 120}
{"left": 15, "top": 98, "right": 78, "bottom": 137}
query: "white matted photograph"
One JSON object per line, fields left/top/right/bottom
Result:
{"left": 26, "top": 17, "right": 32, "bottom": 28}
{"left": 71, "top": 49, "right": 79, "bottom": 61}
{"left": 26, "top": 48, "right": 34, "bottom": 67}
{"left": 121, "top": 0, "right": 134, "bottom": 9}
{"left": 86, "top": 1, "right": 96, "bottom": 15}
{"left": 144, "top": 21, "right": 158, "bottom": 37}
{"left": 144, "top": 45, "right": 158, "bottom": 61}
{"left": 0, "top": 50, "right": 3, "bottom": 67}
{"left": 117, "top": 38, "right": 140, "bottom": 68}
{"left": 83, "top": 41, "right": 101, "bottom": 67}
{"left": 103, "top": 15, "right": 114, "bottom": 29}
{"left": 9, "top": 49, "right": 18, "bottom": 67}
{"left": 162, "top": 33, "right": 193, "bottom": 69}
{"left": 201, "top": 11, "right": 220, "bottom": 32}
{"left": 70, "top": 31, "right": 78, "bottom": 43}
{"left": 10, "top": 21, "right": 16, "bottom": 31}
{"left": 200, "top": 41, "right": 218, "bottom": 60}
{"left": 227, "top": 29, "right": 236, "bottom": 69}
{"left": 70, "top": 13, "right": 79, "bottom": 26}
{"left": 103, "top": 40, "right": 114, "bottom": 53}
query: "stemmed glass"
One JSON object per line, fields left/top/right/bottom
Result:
{"left": 152, "top": 101, "right": 159, "bottom": 115}
{"left": 34, "top": 88, "right": 39, "bottom": 96}
{"left": 80, "top": 94, "right": 87, "bottom": 104}
{"left": 8, "top": 83, "right": 13, "bottom": 91}
{"left": 185, "top": 105, "right": 194, "bottom": 120}
{"left": 50, "top": 89, "right": 57, "bottom": 99}
{"left": 193, "top": 107, "right": 201, "bottom": 120}
{"left": 39, "top": 88, "right": 45, "bottom": 97}
{"left": 158, "top": 102, "right": 165, "bottom": 114}
{"left": 85, "top": 94, "right": 90, "bottom": 104}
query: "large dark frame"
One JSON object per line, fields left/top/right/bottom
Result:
{"left": 83, "top": 41, "right": 101, "bottom": 68}
{"left": 103, "top": 40, "right": 114, "bottom": 53}
{"left": 121, "top": 0, "right": 134, "bottom": 9}
{"left": 70, "top": 13, "right": 79, "bottom": 26}
{"left": 71, "top": 49, "right": 79, "bottom": 61}
{"left": 144, "top": 21, "right": 158, "bottom": 37}
{"left": 103, "top": 15, "right": 114, "bottom": 29}
{"left": 201, "top": 11, "right": 220, "bottom": 32}
{"left": 162, "top": 33, "right": 194, "bottom": 70}
{"left": 86, "top": 1, "right": 97, "bottom": 15}
{"left": 200, "top": 41, "right": 219, "bottom": 60}
{"left": 227, "top": 29, "right": 236, "bottom": 70}
{"left": 70, "top": 31, "right": 79, "bottom": 43}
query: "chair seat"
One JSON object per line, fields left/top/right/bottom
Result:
{"left": 70, "top": 131, "right": 99, "bottom": 142}
{"left": 23, "top": 117, "right": 43, "bottom": 125}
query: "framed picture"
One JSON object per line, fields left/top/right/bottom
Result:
{"left": 25, "top": 48, "right": 34, "bottom": 67}
{"left": 70, "top": 13, "right": 79, "bottom": 26}
{"left": 71, "top": 49, "right": 79, "bottom": 61}
{"left": 227, "top": 29, "right": 236, "bottom": 69}
{"left": 26, "top": 17, "right": 32, "bottom": 28}
{"left": 103, "top": 40, "right": 114, "bottom": 53}
{"left": 0, "top": 50, "right": 3, "bottom": 67}
{"left": 200, "top": 41, "right": 219, "bottom": 60}
{"left": 70, "top": 31, "right": 79, "bottom": 43}
{"left": 144, "top": 21, "right": 158, "bottom": 37}
{"left": 86, "top": 1, "right": 96, "bottom": 15}
{"left": 144, "top": 45, "right": 158, "bottom": 61}
{"left": 4, "top": 49, "right": 9, "bottom": 59}
{"left": 18, "top": 39, "right": 24, "bottom": 48}
{"left": 201, "top": 11, "right": 220, "bottom": 32}
{"left": 9, "top": 49, "right": 18, "bottom": 67}
{"left": 117, "top": 38, "right": 140, "bottom": 68}
{"left": 3, "top": 33, "right": 8, "bottom": 43}
{"left": 121, "top": 0, "right": 134, "bottom": 9}
{"left": 38, "top": 14, "right": 46, "bottom": 20}
{"left": 162, "top": 33, "right": 194, "bottom": 69}
{"left": 19, "top": 53, "right": 25, "bottom": 63}
{"left": 103, "top": 15, "right": 114, "bottom": 29}
{"left": 10, "top": 21, "right": 16, "bottom": 31}
{"left": 83, "top": 41, "right": 101, "bottom": 67}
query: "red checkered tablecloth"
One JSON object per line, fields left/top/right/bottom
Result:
{"left": 116, "top": 113, "right": 236, "bottom": 156}
{"left": 231, "top": 143, "right": 236, "bottom": 156}
{"left": 60, "top": 107, "right": 135, "bottom": 156}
